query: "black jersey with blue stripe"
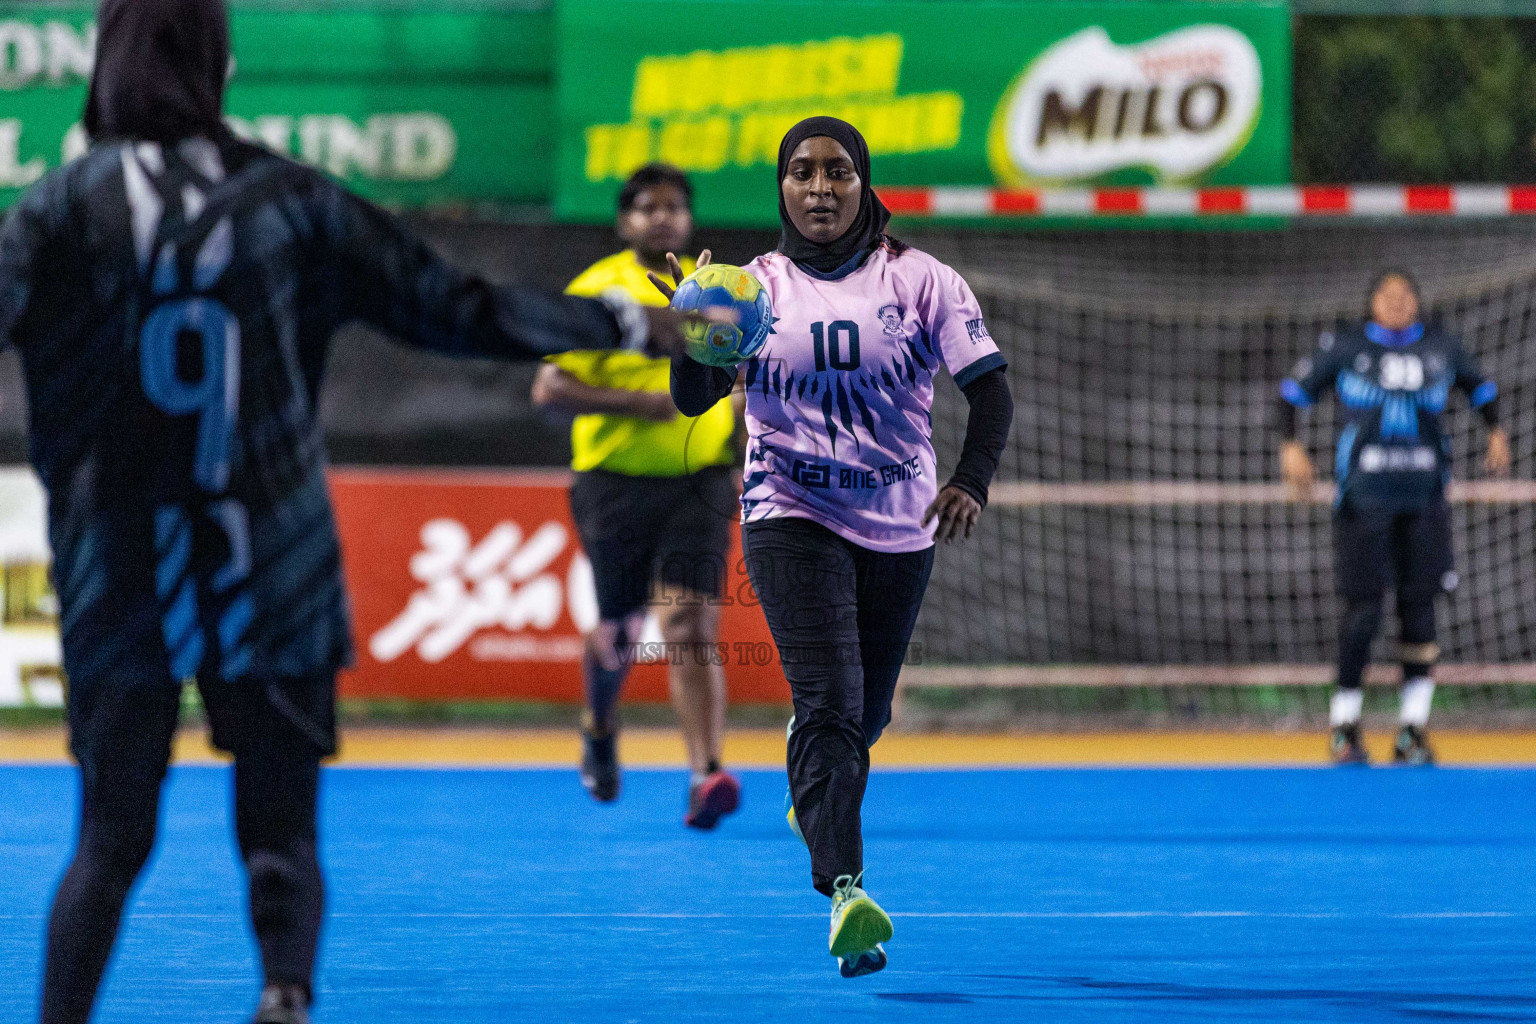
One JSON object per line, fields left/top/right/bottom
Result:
{"left": 0, "top": 134, "right": 625, "bottom": 685}
{"left": 1281, "top": 322, "right": 1496, "bottom": 513}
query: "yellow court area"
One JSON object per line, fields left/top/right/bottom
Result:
{"left": 4, "top": 728, "right": 1536, "bottom": 767}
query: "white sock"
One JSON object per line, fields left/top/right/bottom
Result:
{"left": 1400, "top": 677, "right": 1435, "bottom": 727}
{"left": 1330, "top": 689, "right": 1363, "bottom": 727}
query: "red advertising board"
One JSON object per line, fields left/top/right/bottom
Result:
{"left": 331, "top": 468, "right": 787, "bottom": 704}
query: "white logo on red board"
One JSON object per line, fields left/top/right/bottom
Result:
{"left": 368, "top": 518, "right": 599, "bottom": 664}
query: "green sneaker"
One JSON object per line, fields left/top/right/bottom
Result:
{"left": 829, "top": 873, "right": 892, "bottom": 977}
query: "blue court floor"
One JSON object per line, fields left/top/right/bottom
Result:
{"left": 1, "top": 764, "right": 1533, "bottom": 1023}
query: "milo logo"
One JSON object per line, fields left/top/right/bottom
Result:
{"left": 987, "top": 25, "right": 1263, "bottom": 185}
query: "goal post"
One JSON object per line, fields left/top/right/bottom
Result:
{"left": 901, "top": 219, "right": 1536, "bottom": 704}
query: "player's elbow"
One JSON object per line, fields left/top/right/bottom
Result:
{"left": 670, "top": 364, "right": 717, "bottom": 417}
{"left": 671, "top": 388, "right": 713, "bottom": 419}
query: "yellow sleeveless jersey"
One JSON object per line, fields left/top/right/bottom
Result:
{"left": 552, "top": 250, "right": 735, "bottom": 477}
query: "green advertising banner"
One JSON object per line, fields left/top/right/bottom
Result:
{"left": 0, "top": 3, "right": 553, "bottom": 209}
{"left": 555, "top": 0, "right": 1292, "bottom": 225}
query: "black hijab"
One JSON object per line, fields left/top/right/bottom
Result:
{"left": 84, "top": 0, "right": 231, "bottom": 144}
{"left": 776, "top": 117, "right": 891, "bottom": 275}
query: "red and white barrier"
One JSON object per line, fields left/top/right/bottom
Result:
{"left": 876, "top": 185, "right": 1536, "bottom": 219}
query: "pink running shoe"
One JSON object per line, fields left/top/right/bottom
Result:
{"left": 685, "top": 771, "right": 741, "bottom": 830}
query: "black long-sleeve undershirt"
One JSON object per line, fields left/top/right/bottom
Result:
{"left": 948, "top": 367, "right": 1013, "bottom": 507}
{"left": 670, "top": 356, "right": 736, "bottom": 417}
{"left": 670, "top": 359, "right": 1014, "bottom": 506}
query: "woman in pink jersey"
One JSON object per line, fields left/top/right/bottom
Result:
{"left": 667, "top": 117, "right": 1013, "bottom": 977}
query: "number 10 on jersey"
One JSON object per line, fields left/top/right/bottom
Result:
{"left": 811, "top": 321, "right": 860, "bottom": 372}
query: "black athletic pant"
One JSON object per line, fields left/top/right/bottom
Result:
{"left": 743, "top": 517, "right": 934, "bottom": 896}
{"left": 1333, "top": 500, "right": 1453, "bottom": 691}
{"left": 42, "top": 673, "right": 333, "bottom": 1024}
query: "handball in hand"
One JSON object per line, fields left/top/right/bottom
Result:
{"left": 669, "top": 264, "right": 772, "bottom": 367}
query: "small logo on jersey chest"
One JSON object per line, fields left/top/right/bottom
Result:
{"left": 877, "top": 304, "right": 905, "bottom": 337}
{"left": 1379, "top": 352, "right": 1424, "bottom": 390}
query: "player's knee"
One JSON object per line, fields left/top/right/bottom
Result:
{"left": 860, "top": 694, "right": 895, "bottom": 745}
{"left": 789, "top": 708, "right": 870, "bottom": 769}
{"left": 583, "top": 629, "right": 607, "bottom": 661}
{"left": 1342, "top": 594, "right": 1385, "bottom": 633}
{"left": 659, "top": 603, "right": 717, "bottom": 648}
{"left": 1398, "top": 597, "right": 1437, "bottom": 645}
{"left": 246, "top": 843, "right": 320, "bottom": 921}
{"left": 1398, "top": 595, "right": 1440, "bottom": 678}
{"left": 80, "top": 819, "right": 157, "bottom": 885}
{"left": 585, "top": 620, "right": 629, "bottom": 669}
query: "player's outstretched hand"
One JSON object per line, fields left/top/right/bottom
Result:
{"left": 1279, "top": 440, "right": 1315, "bottom": 502}
{"left": 641, "top": 302, "right": 737, "bottom": 358}
{"left": 643, "top": 250, "right": 734, "bottom": 358}
{"left": 923, "top": 485, "right": 982, "bottom": 544}
{"left": 647, "top": 249, "right": 712, "bottom": 301}
{"left": 1486, "top": 427, "right": 1513, "bottom": 477}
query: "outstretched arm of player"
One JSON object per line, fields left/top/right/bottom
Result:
{"left": 314, "top": 184, "right": 701, "bottom": 361}
{"left": 1451, "top": 342, "right": 1511, "bottom": 477}
{"left": 0, "top": 172, "right": 70, "bottom": 352}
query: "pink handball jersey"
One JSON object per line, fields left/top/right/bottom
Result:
{"left": 738, "top": 245, "right": 1005, "bottom": 552}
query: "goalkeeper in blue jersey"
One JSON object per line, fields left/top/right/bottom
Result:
{"left": 0, "top": 2, "right": 715, "bottom": 1021}
{"left": 1277, "top": 271, "right": 1510, "bottom": 766}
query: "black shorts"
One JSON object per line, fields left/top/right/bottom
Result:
{"left": 569, "top": 466, "right": 736, "bottom": 621}
{"left": 1334, "top": 499, "right": 1455, "bottom": 604}
{"left": 67, "top": 671, "right": 337, "bottom": 784}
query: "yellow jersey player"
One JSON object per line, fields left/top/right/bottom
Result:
{"left": 532, "top": 164, "right": 741, "bottom": 828}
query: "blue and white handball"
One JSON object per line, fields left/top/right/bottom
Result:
{"left": 669, "top": 263, "right": 772, "bottom": 367}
